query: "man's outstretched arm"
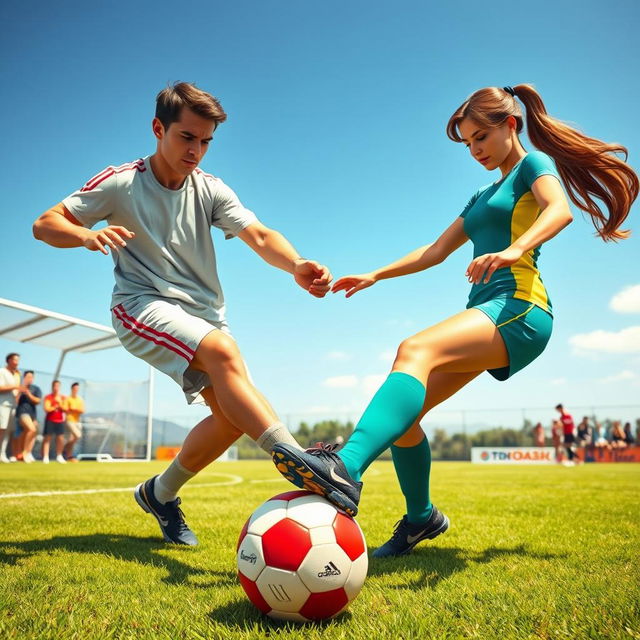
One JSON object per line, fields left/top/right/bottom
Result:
{"left": 238, "top": 221, "right": 332, "bottom": 298}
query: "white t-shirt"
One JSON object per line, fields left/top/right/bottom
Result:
{"left": 63, "top": 157, "right": 258, "bottom": 323}
{"left": 0, "top": 367, "right": 19, "bottom": 407}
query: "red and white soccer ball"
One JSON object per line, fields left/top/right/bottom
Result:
{"left": 236, "top": 490, "right": 368, "bottom": 622}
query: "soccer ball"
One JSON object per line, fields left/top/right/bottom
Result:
{"left": 236, "top": 490, "right": 368, "bottom": 622}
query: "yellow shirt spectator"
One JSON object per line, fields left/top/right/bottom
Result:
{"left": 66, "top": 395, "right": 85, "bottom": 423}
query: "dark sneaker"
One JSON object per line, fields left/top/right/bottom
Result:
{"left": 372, "top": 506, "right": 449, "bottom": 558}
{"left": 134, "top": 476, "right": 198, "bottom": 546}
{"left": 271, "top": 443, "right": 363, "bottom": 516}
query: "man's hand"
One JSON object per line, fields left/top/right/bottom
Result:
{"left": 293, "top": 259, "right": 333, "bottom": 298}
{"left": 82, "top": 226, "right": 135, "bottom": 255}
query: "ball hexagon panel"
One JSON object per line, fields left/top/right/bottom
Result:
{"left": 256, "top": 567, "right": 311, "bottom": 613}
{"left": 310, "top": 525, "right": 336, "bottom": 546}
{"left": 238, "top": 572, "right": 271, "bottom": 614}
{"left": 333, "top": 512, "right": 366, "bottom": 561}
{"left": 261, "top": 518, "right": 311, "bottom": 571}
{"left": 296, "top": 543, "right": 351, "bottom": 593}
{"left": 344, "top": 551, "right": 368, "bottom": 600}
{"left": 247, "top": 499, "right": 288, "bottom": 536}
{"left": 286, "top": 494, "right": 338, "bottom": 529}
{"left": 236, "top": 533, "right": 265, "bottom": 582}
{"left": 299, "top": 588, "right": 349, "bottom": 621}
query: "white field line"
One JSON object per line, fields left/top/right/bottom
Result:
{"left": 0, "top": 473, "right": 244, "bottom": 499}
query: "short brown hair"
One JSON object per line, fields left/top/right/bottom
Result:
{"left": 155, "top": 82, "right": 227, "bottom": 130}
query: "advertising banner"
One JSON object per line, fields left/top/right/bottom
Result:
{"left": 471, "top": 447, "right": 556, "bottom": 464}
{"left": 576, "top": 446, "right": 640, "bottom": 463}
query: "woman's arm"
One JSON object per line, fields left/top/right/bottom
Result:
{"left": 333, "top": 217, "right": 468, "bottom": 297}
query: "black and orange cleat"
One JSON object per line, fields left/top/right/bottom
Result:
{"left": 271, "top": 443, "right": 362, "bottom": 517}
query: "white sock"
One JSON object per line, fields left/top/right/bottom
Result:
{"left": 256, "top": 423, "right": 303, "bottom": 453}
{"left": 154, "top": 456, "right": 196, "bottom": 504}
{"left": 0, "top": 432, "right": 8, "bottom": 457}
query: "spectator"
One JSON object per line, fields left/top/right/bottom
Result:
{"left": 14, "top": 370, "right": 42, "bottom": 463}
{"left": 623, "top": 422, "right": 634, "bottom": 447}
{"left": 533, "top": 422, "right": 545, "bottom": 447}
{"left": 551, "top": 419, "right": 564, "bottom": 463}
{"left": 42, "top": 380, "right": 67, "bottom": 464}
{"left": 63, "top": 382, "right": 85, "bottom": 461}
{"left": 0, "top": 353, "right": 21, "bottom": 463}
{"left": 576, "top": 416, "right": 593, "bottom": 448}
{"left": 635, "top": 419, "right": 640, "bottom": 446}
{"left": 555, "top": 403, "right": 577, "bottom": 465}
{"left": 610, "top": 421, "right": 627, "bottom": 449}
{"left": 593, "top": 420, "right": 610, "bottom": 449}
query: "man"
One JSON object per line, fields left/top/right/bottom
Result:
{"left": 0, "top": 353, "right": 22, "bottom": 463}
{"left": 15, "top": 370, "right": 42, "bottom": 463}
{"left": 555, "top": 403, "right": 577, "bottom": 466}
{"left": 42, "top": 380, "right": 67, "bottom": 464}
{"left": 63, "top": 382, "right": 85, "bottom": 461}
{"left": 33, "top": 82, "right": 332, "bottom": 545}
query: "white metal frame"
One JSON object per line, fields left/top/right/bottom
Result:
{"left": 0, "top": 297, "right": 153, "bottom": 461}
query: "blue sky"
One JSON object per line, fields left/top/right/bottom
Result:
{"left": 0, "top": 0, "right": 638, "bottom": 432}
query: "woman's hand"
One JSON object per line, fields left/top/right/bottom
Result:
{"left": 466, "top": 247, "right": 523, "bottom": 284}
{"left": 331, "top": 273, "right": 377, "bottom": 298}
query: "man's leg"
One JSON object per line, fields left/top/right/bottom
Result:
{"left": 20, "top": 415, "right": 37, "bottom": 461}
{"left": 189, "top": 331, "right": 301, "bottom": 449}
{"left": 42, "top": 434, "right": 51, "bottom": 462}
{"left": 152, "top": 386, "right": 243, "bottom": 504}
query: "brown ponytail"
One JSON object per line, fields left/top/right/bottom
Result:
{"left": 447, "top": 85, "right": 638, "bottom": 241}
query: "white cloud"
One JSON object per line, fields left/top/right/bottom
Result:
{"left": 597, "top": 370, "right": 637, "bottom": 384}
{"left": 551, "top": 378, "right": 567, "bottom": 385}
{"left": 325, "top": 351, "right": 350, "bottom": 361}
{"left": 610, "top": 285, "right": 640, "bottom": 314}
{"left": 379, "top": 350, "right": 395, "bottom": 363}
{"left": 322, "top": 375, "right": 358, "bottom": 388}
{"left": 570, "top": 326, "right": 640, "bottom": 354}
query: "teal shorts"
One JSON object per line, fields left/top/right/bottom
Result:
{"left": 471, "top": 298, "right": 553, "bottom": 381}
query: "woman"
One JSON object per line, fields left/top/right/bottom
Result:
{"left": 272, "top": 84, "right": 637, "bottom": 557}
{"left": 611, "top": 421, "right": 628, "bottom": 449}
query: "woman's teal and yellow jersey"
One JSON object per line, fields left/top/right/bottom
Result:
{"left": 459, "top": 151, "right": 561, "bottom": 315}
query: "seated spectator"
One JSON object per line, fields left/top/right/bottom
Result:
{"left": 576, "top": 416, "right": 593, "bottom": 447}
{"left": 610, "top": 421, "right": 627, "bottom": 449}
{"left": 623, "top": 422, "right": 635, "bottom": 446}
{"left": 593, "top": 421, "right": 610, "bottom": 449}
{"left": 533, "top": 422, "right": 545, "bottom": 447}
{"left": 636, "top": 419, "right": 640, "bottom": 446}
{"left": 15, "top": 370, "right": 42, "bottom": 463}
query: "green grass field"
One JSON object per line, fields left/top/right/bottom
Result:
{"left": 1, "top": 460, "right": 638, "bottom": 640}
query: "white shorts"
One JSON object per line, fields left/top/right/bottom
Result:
{"left": 0, "top": 404, "right": 15, "bottom": 431}
{"left": 111, "top": 297, "right": 232, "bottom": 405}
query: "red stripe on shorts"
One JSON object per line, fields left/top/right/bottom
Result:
{"left": 112, "top": 306, "right": 193, "bottom": 363}
{"left": 114, "top": 304, "right": 196, "bottom": 356}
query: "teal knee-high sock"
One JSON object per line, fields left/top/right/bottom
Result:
{"left": 391, "top": 436, "right": 432, "bottom": 524}
{"left": 338, "top": 372, "right": 426, "bottom": 482}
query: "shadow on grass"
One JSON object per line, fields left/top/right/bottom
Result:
{"left": 368, "top": 544, "right": 568, "bottom": 590}
{"left": 0, "top": 533, "right": 235, "bottom": 588}
{"left": 207, "top": 600, "right": 352, "bottom": 631}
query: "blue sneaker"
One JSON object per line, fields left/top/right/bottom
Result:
{"left": 134, "top": 476, "right": 198, "bottom": 546}
{"left": 271, "top": 443, "right": 362, "bottom": 516}
{"left": 372, "top": 507, "right": 449, "bottom": 558}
